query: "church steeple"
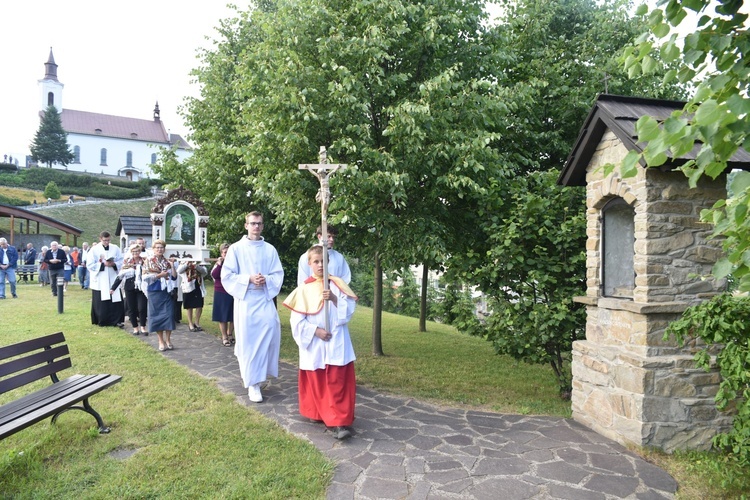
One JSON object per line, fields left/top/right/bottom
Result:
{"left": 44, "top": 47, "right": 59, "bottom": 81}
{"left": 38, "top": 47, "right": 64, "bottom": 112}
{"left": 153, "top": 101, "right": 161, "bottom": 122}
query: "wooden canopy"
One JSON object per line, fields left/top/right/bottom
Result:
{"left": 0, "top": 204, "right": 82, "bottom": 246}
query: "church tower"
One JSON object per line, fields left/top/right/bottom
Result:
{"left": 38, "top": 47, "right": 63, "bottom": 112}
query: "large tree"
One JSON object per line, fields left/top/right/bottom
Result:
{"left": 444, "top": 0, "right": 686, "bottom": 395}
{"left": 30, "top": 105, "right": 74, "bottom": 168}
{"left": 184, "top": 0, "right": 511, "bottom": 354}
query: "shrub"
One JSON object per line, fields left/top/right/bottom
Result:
{"left": 43, "top": 181, "right": 61, "bottom": 200}
{"left": 665, "top": 293, "right": 750, "bottom": 486}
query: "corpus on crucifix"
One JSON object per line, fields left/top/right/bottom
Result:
{"left": 299, "top": 146, "right": 347, "bottom": 331}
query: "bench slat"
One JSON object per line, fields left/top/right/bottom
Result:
{"left": 0, "top": 332, "right": 66, "bottom": 361}
{"left": 0, "top": 359, "right": 73, "bottom": 395}
{"left": 0, "top": 344, "right": 70, "bottom": 379}
{"left": 0, "top": 375, "right": 87, "bottom": 420}
{"left": 0, "top": 374, "right": 122, "bottom": 439}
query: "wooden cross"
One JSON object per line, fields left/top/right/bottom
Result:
{"left": 299, "top": 146, "right": 347, "bottom": 331}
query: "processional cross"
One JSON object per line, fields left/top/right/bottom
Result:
{"left": 299, "top": 146, "right": 347, "bottom": 331}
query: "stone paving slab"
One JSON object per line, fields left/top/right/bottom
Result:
{"left": 135, "top": 323, "right": 678, "bottom": 499}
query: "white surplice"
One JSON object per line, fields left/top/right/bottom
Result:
{"left": 221, "top": 236, "right": 284, "bottom": 388}
{"left": 87, "top": 242, "right": 124, "bottom": 302}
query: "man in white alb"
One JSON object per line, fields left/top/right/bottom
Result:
{"left": 297, "top": 225, "right": 351, "bottom": 287}
{"left": 221, "top": 211, "right": 284, "bottom": 403}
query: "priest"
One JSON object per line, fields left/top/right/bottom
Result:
{"left": 87, "top": 231, "right": 125, "bottom": 327}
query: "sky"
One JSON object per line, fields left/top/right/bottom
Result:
{"left": 0, "top": 0, "right": 243, "bottom": 162}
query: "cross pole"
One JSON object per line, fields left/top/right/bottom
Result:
{"left": 299, "top": 146, "right": 347, "bottom": 332}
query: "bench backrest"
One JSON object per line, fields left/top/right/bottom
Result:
{"left": 0, "top": 332, "right": 71, "bottom": 395}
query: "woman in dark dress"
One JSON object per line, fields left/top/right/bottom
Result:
{"left": 177, "top": 260, "right": 207, "bottom": 332}
{"left": 144, "top": 240, "right": 177, "bottom": 351}
{"left": 211, "top": 243, "right": 235, "bottom": 347}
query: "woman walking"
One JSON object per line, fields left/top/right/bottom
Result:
{"left": 110, "top": 243, "right": 149, "bottom": 335}
{"left": 177, "top": 260, "right": 207, "bottom": 332}
{"left": 144, "top": 240, "right": 177, "bottom": 351}
{"left": 211, "top": 243, "right": 235, "bottom": 347}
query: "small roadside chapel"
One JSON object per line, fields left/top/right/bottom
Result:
{"left": 558, "top": 94, "right": 750, "bottom": 452}
{"left": 149, "top": 186, "right": 210, "bottom": 263}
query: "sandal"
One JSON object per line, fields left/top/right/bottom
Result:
{"left": 222, "top": 338, "right": 232, "bottom": 347}
{"left": 228, "top": 334, "right": 236, "bottom": 345}
{"left": 195, "top": 325, "right": 203, "bottom": 331}
{"left": 189, "top": 326, "right": 197, "bottom": 332}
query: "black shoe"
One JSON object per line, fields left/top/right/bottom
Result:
{"left": 12, "top": 294, "right": 17, "bottom": 298}
{"left": 329, "top": 426, "right": 351, "bottom": 440}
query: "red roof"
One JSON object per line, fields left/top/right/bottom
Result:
{"left": 59, "top": 109, "right": 187, "bottom": 147}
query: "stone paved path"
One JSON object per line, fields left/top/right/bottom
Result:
{"left": 137, "top": 324, "right": 678, "bottom": 499}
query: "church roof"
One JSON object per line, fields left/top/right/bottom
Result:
{"left": 558, "top": 94, "right": 750, "bottom": 187}
{"left": 58, "top": 109, "right": 191, "bottom": 149}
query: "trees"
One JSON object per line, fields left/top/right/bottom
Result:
{"left": 30, "top": 105, "right": 74, "bottom": 168}
{"left": 185, "top": 0, "right": 509, "bottom": 354}
{"left": 442, "top": 0, "right": 684, "bottom": 395}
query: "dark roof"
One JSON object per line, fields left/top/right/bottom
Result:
{"left": 116, "top": 216, "right": 152, "bottom": 236}
{"left": 0, "top": 203, "right": 82, "bottom": 245}
{"left": 558, "top": 94, "right": 750, "bottom": 186}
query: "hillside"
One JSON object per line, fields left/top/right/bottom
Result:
{"left": 1, "top": 199, "right": 155, "bottom": 241}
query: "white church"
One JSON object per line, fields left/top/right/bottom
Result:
{"left": 36, "top": 49, "right": 192, "bottom": 180}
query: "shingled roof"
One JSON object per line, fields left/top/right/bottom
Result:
{"left": 558, "top": 94, "right": 750, "bottom": 187}
{"left": 115, "top": 216, "right": 152, "bottom": 237}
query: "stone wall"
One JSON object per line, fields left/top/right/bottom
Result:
{"left": 572, "top": 130, "right": 732, "bottom": 452}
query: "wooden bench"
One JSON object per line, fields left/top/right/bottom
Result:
{"left": 17, "top": 264, "right": 38, "bottom": 283}
{"left": 0, "top": 332, "right": 122, "bottom": 439}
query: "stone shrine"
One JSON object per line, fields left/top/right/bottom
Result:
{"left": 150, "top": 186, "right": 209, "bottom": 263}
{"left": 558, "top": 94, "right": 750, "bottom": 452}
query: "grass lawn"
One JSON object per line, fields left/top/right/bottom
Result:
{"left": 1, "top": 198, "right": 748, "bottom": 498}
{"left": 0, "top": 284, "right": 332, "bottom": 498}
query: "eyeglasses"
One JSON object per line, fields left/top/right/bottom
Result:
{"left": 247, "top": 222, "right": 263, "bottom": 227}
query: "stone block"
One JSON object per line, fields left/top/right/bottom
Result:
{"left": 581, "top": 390, "right": 613, "bottom": 428}
{"left": 653, "top": 375, "right": 697, "bottom": 398}
{"left": 614, "top": 364, "right": 652, "bottom": 393}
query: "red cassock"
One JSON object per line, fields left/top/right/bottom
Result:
{"left": 298, "top": 362, "right": 356, "bottom": 426}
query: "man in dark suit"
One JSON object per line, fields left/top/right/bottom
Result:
{"left": 24, "top": 243, "right": 37, "bottom": 265}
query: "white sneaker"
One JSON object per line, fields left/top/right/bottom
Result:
{"left": 248, "top": 384, "right": 263, "bottom": 403}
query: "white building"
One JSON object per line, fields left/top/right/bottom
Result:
{"left": 36, "top": 49, "right": 192, "bottom": 180}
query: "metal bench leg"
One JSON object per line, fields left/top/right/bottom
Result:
{"left": 51, "top": 398, "right": 112, "bottom": 434}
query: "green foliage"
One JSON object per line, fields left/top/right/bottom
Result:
{"left": 461, "top": 170, "right": 587, "bottom": 396}
{"left": 42, "top": 181, "right": 61, "bottom": 200}
{"left": 665, "top": 293, "right": 750, "bottom": 485}
{"left": 0, "top": 168, "right": 152, "bottom": 199}
{"left": 0, "top": 162, "right": 18, "bottom": 173}
{"left": 0, "top": 193, "right": 28, "bottom": 206}
{"left": 30, "top": 105, "right": 75, "bottom": 168}
{"left": 621, "top": 0, "right": 750, "bottom": 290}
{"left": 184, "top": 0, "right": 509, "bottom": 352}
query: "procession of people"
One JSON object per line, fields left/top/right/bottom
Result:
{"left": 1, "top": 209, "right": 357, "bottom": 440}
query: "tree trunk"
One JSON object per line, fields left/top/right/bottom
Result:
{"left": 372, "top": 251, "right": 384, "bottom": 356}
{"left": 419, "top": 264, "right": 428, "bottom": 332}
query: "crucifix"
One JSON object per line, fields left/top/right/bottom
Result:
{"left": 299, "top": 146, "right": 347, "bottom": 332}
